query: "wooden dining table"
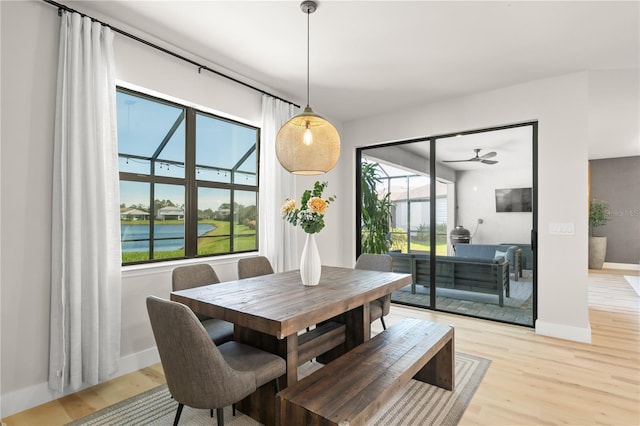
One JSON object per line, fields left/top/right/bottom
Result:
{"left": 170, "top": 265, "right": 412, "bottom": 425}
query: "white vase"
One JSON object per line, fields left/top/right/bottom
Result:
{"left": 300, "top": 233, "right": 321, "bottom": 286}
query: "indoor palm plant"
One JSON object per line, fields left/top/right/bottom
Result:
{"left": 589, "top": 198, "right": 610, "bottom": 269}
{"left": 361, "top": 162, "right": 393, "bottom": 254}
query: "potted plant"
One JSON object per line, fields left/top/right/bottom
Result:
{"left": 589, "top": 198, "right": 610, "bottom": 269}
{"left": 361, "top": 162, "right": 393, "bottom": 254}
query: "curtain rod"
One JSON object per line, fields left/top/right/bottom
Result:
{"left": 42, "top": 0, "right": 300, "bottom": 109}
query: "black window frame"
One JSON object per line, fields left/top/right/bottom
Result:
{"left": 117, "top": 86, "right": 260, "bottom": 265}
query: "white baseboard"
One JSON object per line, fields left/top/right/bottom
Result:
{"left": 535, "top": 319, "right": 592, "bottom": 343}
{"left": 603, "top": 262, "right": 640, "bottom": 271}
{"left": 0, "top": 347, "right": 159, "bottom": 418}
{"left": 118, "top": 346, "right": 160, "bottom": 375}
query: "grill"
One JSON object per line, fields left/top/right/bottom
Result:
{"left": 450, "top": 225, "right": 471, "bottom": 251}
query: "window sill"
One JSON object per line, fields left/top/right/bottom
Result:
{"left": 121, "top": 252, "right": 257, "bottom": 278}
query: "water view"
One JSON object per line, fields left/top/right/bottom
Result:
{"left": 121, "top": 223, "right": 215, "bottom": 252}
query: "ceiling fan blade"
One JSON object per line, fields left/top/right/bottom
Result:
{"left": 443, "top": 158, "right": 474, "bottom": 163}
{"left": 443, "top": 150, "right": 497, "bottom": 163}
{"left": 479, "top": 151, "right": 497, "bottom": 159}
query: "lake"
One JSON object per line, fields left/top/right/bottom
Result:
{"left": 121, "top": 223, "right": 215, "bottom": 252}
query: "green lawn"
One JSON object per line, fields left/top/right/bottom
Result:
{"left": 197, "top": 221, "right": 256, "bottom": 255}
{"left": 405, "top": 240, "right": 448, "bottom": 255}
{"left": 388, "top": 230, "right": 450, "bottom": 256}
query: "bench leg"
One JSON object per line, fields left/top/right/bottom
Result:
{"left": 413, "top": 334, "right": 454, "bottom": 391}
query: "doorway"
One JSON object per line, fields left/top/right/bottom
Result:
{"left": 356, "top": 122, "right": 537, "bottom": 326}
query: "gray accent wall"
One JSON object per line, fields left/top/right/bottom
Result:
{"left": 590, "top": 156, "right": 640, "bottom": 265}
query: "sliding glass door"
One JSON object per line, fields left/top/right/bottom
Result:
{"left": 356, "top": 123, "right": 537, "bottom": 326}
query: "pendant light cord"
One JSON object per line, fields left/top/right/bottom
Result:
{"left": 306, "top": 8, "right": 310, "bottom": 107}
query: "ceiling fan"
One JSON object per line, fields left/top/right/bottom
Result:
{"left": 443, "top": 148, "right": 498, "bottom": 165}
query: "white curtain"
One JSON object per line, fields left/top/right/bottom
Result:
{"left": 49, "top": 12, "right": 121, "bottom": 392}
{"left": 260, "top": 95, "right": 298, "bottom": 272}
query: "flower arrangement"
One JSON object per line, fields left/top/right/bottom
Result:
{"left": 282, "top": 181, "right": 336, "bottom": 234}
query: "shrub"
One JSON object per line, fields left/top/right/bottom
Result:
{"left": 589, "top": 198, "right": 610, "bottom": 236}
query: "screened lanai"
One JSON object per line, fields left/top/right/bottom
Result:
{"left": 362, "top": 158, "right": 453, "bottom": 256}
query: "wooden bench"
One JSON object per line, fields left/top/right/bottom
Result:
{"left": 276, "top": 318, "right": 454, "bottom": 426}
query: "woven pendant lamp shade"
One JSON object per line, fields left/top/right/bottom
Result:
{"left": 276, "top": 106, "right": 340, "bottom": 175}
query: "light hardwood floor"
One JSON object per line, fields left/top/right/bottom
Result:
{"left": 3, "top": 269, "right": 639, "bottom": 425}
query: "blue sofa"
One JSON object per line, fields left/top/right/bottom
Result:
{"left": 455, "top": 243, "right": 522, "bottom": 280}
{"left": 501, "top": 243, "right": 533, "bottom": 270}
{"left": 388, "top": 251, "right": 509, "bottom": 306}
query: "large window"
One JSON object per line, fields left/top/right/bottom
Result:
{"left": 117, "top": 88, "right": 259, "bottom": 264}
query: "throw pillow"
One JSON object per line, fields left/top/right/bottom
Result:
{"left": 494, "top": 250, "right": 507, "bottom": 261}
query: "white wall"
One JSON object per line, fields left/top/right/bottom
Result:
{"left": 1, "top": 0, "right": 60, "bottom": 415}
{"left": 342, "top": 72, "right": 592, "bottom": 346}
{"left": 588, "top": 69, "right": 640, "bottom": 160}
{"left": 0, "top": 0, "right": 347, "bottom": 417}
{"left": 456, "top": 168, "right": 533, "bottom": 245}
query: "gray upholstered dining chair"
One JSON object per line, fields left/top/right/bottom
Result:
{"left": 171, "top": 264, "right": 233, "bottom": 345}
{"left": 237, "top": 256, "right": 274, "bottom": 279}
{"left": 355, "top": 253, "right": 393, "bottom": 330}
{"left": 146, "top": 296, "right": 286, "bottom": 426}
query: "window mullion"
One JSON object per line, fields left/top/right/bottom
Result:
{"left": 229, "top": 189, "right": 235, "bottom": 252}
{"left": 184, "top": 107, "right": 197, "bottom": 257}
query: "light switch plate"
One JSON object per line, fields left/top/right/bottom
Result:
{"left": 549, "top": 222, "right": 575, "bottom": 235}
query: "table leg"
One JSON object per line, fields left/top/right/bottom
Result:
{"left": 284, "top": 334, "right": 299, "bottom": 387}
{"left": 316, "top": 304, "right": 369, "bottom": 363}
{"left": 234, "top": 325, "right": 291, "bottom": 426}
{"left": 347, "top": 302, "right": 370, "bottom": 345}
{"left": 361, "top": 303, "right": 371, "bottom": 342}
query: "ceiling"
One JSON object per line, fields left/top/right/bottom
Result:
{"left": 421, "top": 125, "right": 533, "bottom": 171}
{"left": 71, "top": 1, "right": 639, "bottom": 157}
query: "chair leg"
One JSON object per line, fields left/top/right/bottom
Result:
{"left": 210, "top": 409, "right": 214, "bottom": 417}
{"left": 216, "top": 407, "right": 224, "bottom": 425}
{"left": 232, "top": 403, "right": 236, "bottom": 416}
{"left": 173, "top": 403, "right": 184, "bottom": 426}
{"left": 380, "top": 316, "right": 387, "bottom": 330}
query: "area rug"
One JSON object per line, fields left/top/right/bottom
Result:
{"left": 625, "top": 275, "right": 640, "bottom": 296}
{"left": 391, "top": 269, "right": 535, "bottom": 326}
{"left": 66, "top": 352, "right": 490, "bottom": 426}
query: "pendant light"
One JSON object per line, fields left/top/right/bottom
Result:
{"left": 276, "top": 0, "right": 341, "bottom": 175}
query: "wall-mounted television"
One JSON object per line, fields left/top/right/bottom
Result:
{"left": 495, "top": 188, "right": 532, "bottom": 212}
